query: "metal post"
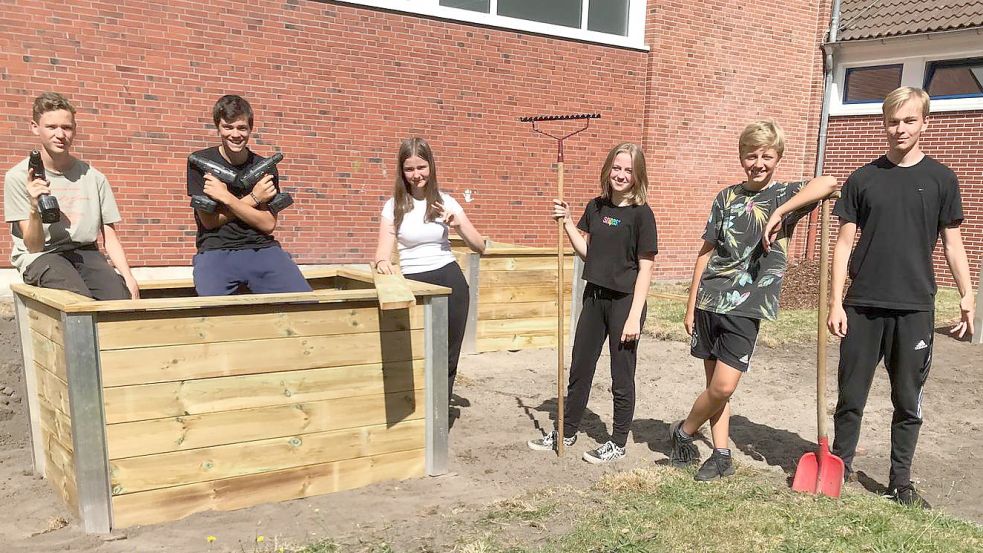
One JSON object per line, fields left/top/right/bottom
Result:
{"left": 63, "top": 313, "right": 113, "bottom": 533}
{"left": 569, "top": 256, "right": 585, "bottom": 345}
{"left": 13, "top": 294, "right": 45, "bottom": 475}
{"left": 424, "top": 296, "right": 449, "bottom": 475}
{"left": 461, "top": 252, "right": 480, "bottom": 355}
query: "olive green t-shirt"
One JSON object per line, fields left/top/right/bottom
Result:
{"left": 4, "top": 157, "right": 121, "bottom": 273}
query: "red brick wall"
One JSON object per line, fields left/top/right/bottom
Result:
{"left": 0, "top": 0, "right": 830, "bottom": 281}
{"left": 823, "top": 112, "right": 983, "bottom": 288}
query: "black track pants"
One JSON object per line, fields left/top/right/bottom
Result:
{"left": 563, "top": 283, "right": 645, "bottom": 448}
{"left": 831, "top": 305, "right": 934, "bottom": 488}
{"left": 405, "top": 261, "right": 469, "bottom": 399}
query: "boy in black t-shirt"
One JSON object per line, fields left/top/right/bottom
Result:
{"left": 668, "top": 120, "right": 837, "bottom": 480}
{"left": 187, "top": 95, "right": 311, "bottom": 296}
{"left": 527, "top": 142, "right": 658, "bottom": 464}
{"left": 829, "top": 87, "right": 974, "bottom": 508}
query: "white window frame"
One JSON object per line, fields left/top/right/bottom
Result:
{"left": 830, "top": 29, "right": 983, "bottom": 116}
{"left": 334, "top": 0, "right": 649, "bottom": 51}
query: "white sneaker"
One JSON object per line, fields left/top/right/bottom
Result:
{"left": 583, "top": 441, "right": 626, "bottom": 464}
{"left": 528, "top": 430, "right": 577, "bottom": 451}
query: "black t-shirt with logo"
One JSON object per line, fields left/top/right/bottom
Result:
{"left": 576, "top": 197, "right": 658, "bottom": 294}
{"left": 834, "top": 155, "right": 963, "bottom": 311}
{"left": 186, "top": 146, "right": 281, "bottom": 253}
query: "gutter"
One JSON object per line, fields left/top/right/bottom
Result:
{"left": 805, "top": 0, "right": 842, "bottom": 261}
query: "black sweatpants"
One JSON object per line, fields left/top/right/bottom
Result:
{"left": 563, "top": 283, "right": 645, "bottom": 448}
{"left": 23, "top": 245, "right": 130, "bottom": 300}
{"left": 405, "top": 261, "right": 469, "bottom": 399}
{"left": 831, "top": 305, "right": 934, "bottom": 489}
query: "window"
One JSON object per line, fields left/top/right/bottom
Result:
{"left": 338, "top": 0, "right": 646, "bottom": 49}
{"left": 842, "top": 65, "right": 903, "bottom": 104}
{"left": 925, "top": 58, "right": 983, "bottom": 99}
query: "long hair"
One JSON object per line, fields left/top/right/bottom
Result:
{"left": 393, "top": 137, "right": 441, "bottom": 231}
{"left": 599, "top": 142, "right": 649, "bottom": 206}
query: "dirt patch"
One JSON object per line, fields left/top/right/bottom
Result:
{"left": 0, "top": 302, "right": 980, "bottom": 552}
{"left": 779, "top": 259, "right": 823, "bottom": 310}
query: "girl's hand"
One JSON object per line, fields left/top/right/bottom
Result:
{"left": 435, "top": 201, "right": 461, "bottom": 227}
{"left": 621, "top": 318, "right": 641, "bottom": 343}
{"left": 375, "top": 259, "right": 394, "bottom": 275}
{"left": 684, "top": 308, "right": 695, "bottom": 336}
{"left": 552, "top": 199, "right": 571, "bottom": 222}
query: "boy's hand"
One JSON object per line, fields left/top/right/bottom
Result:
{"left": 203, "top": 173, "right": 234, "bottom": 204}
{"left": 949, "top": 294, "right": 975, "bottom": 339}
{"left": 26, "top": 167, "right": 51, "bottom": 209}
{"left": 684, "top": 308, "right": 695, "bottom": 336}
{"left": 552, "top": 199, "right": 570, "bottom": 222}
{"left": 250, "top": 174, "right": 277, "bottom": 205}
{"left": 761, "top": 212, "right": 783, "bottom": 252}
{"left": 827, "top": 303, "right": 848, "bottom": 337}
{"left": 621, "top": 318, "right": 641, "bottom": 343}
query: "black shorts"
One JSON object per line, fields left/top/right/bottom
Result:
{"left": 690, "top": 308, "right": 761, "bottom": 372}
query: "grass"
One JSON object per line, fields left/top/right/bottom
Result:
{"left": 272, "top": 466, "right": 983, "bottom": 552}
{"left": 645, "top": 284, "right": 966, "bottom": 348}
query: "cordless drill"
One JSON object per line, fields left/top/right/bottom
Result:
{"left": 188, "top": 152, "right": 294, "bottom": 214}
{"left": 28, "top": 150, "right": 61, "bottom": 223}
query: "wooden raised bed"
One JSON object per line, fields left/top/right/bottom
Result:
{"left": 453, "top": 239, "right": 584, "bottom": 353}
{"left": 11, "top": 268, "right": 450, "bottom": 532}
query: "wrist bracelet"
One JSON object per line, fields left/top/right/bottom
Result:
{"left": 249, "top": 192, "right": 261, "bottom": 205}
{"left": 376, "top": 259, "right": 389, "bottom": 265}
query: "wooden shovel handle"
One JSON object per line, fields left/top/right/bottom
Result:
{"left": 817, "top": 198, "right": 831, "bottom": 439}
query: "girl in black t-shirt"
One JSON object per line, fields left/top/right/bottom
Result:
{"left": 527, "top": 142, "right": 658, "bottom": 463}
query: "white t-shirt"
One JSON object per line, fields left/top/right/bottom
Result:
{"left": 381, "top": 192, "right": 462, "bottom": 274}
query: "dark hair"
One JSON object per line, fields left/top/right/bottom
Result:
{"left": 392, "top": 137, "right": 440, "bottom": 231}
{"left": 212, "top": 94, "right": 254, "bottom": 128}
{"left": 32, "top": 92, "right": 76, "bottom": 123}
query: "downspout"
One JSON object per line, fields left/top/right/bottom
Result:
{"left": 805, "top": 0, "right": 842, "bottom": 260}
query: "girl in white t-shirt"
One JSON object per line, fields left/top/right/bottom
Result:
{"left": 374, "top": 137, "right": 485, "bottom": 403}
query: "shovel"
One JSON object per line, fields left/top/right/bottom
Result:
{"left": 791, "top": 197, "right": 845, "bottom": 497}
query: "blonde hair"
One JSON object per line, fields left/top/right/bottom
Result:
{"left": 882, "top": 86, "right": 930, "bottom": 118}
{"left": 599, "top": 142, "right": 648, "bottom": 206}
{"left": 738, "top": 119, "right": 785, "bottom": 158}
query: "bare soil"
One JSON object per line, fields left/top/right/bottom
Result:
{"left": 1, "top": 305, "right": 980, "bottom": 552}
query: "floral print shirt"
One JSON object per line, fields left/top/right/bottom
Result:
{"left": 696, "top": 181, "right": 813, "bottom": 321}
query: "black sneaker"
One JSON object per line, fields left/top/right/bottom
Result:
{"left": 668, "top": 420, "right": 700, "bottom": 468}
{"left": 886, "top": 484, "right": 932, "bottom": 509}
{"left": 527, "top": 430, "right": 576, "bottom": 451}
{"left": 583, "top": 441, "right": 626, "bottom": 464}
{"left": 695, "top": 450, "right": 735, "bottom": 481}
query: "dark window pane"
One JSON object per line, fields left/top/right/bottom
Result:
{"left": 439, "top": 0, "right": 490, "bottom": 12}
{"left": 588, "top": 0, "right": 629, "bottom": 35}
{"left": 926, "top": 59, "right": 983, "bottom": 99}
{"left": 498, "top": 0, "right": 583, "bottom": 29}
{"left": 843, "top": 65, "right": 902, "bottom": 103}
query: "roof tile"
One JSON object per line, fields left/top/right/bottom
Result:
{"left": 837, "top": 0, "right": 983, "bottom": 41}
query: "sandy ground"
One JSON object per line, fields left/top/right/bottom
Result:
{"left": 1, "top": 305, "right": 981, "bottom": 552}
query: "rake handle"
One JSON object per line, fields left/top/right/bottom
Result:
{"left": 556, "top": 161, "right": 566, "bottom": 456}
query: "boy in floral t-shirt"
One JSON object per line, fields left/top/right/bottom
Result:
{"left": 667, "top": 120, "right": 837, "bottom": 480}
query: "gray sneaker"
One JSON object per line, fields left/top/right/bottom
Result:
{"left": 668, "top": 420, "right": 700, "bottom": 468}
{"left": 695, "top": 450, "right": 735, "bottom": 481}
{"left": 583, "top": 441, "right": 626, "bottom": 464}
{"left": 528, "top": 430, "right": 576, "bottom": 451}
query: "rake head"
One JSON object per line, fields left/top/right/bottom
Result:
{"left": 519, "top": 113, "right": 601, "bottom": 122}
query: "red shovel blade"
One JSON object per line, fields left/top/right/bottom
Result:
{"left": 791, "top": 437, "right": 845, "bottom": 498}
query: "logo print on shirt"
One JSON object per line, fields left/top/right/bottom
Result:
{"left": 739, "top": 354, "right": 750, "bottom": 364}
{"left": 602, "top": 216, "right": 621, "bottom": 227}
{"left": 914, "top": 340, "right": 928, "bottom": 351}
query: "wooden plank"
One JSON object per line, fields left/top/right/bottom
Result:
{"left": 111, "top": 419, "right": 425, "bottom": 495}
{"left": 111, "top": 448, "right": 424, "bottom": 528}
{"left": 103, "top": 359, "right": 425, "bottom": 423}
{"left": 11, "top": 284, "right": 90, "bottom": 313}
{"left": 100, "top": 329, "right": 425, "bottom": 387}
{"left": 477, "top": 300, "right": 571, "bottom": 320}
{"left": 480, "top": 257, "right": 575, "bottom": 272}
{"left": 479, "top": 284, "right": 572, "bottom": 304}
{"left": 97, "top": 303, "right": 425, "bottom": 350}
{"left": 477, "top": 317, "right": 569, "bottom": 339}
{"left": 43, "top": 433, "right": 78, "bottom": 510}
{"left": 36, "top": 364, "right": 70, "bottom": 416}
{"left": 106, "top": 388, "right": 425, "bottom": 459}
{"left": 477, "top": 334, "right": 559, "bottom": 353}
{"left": 37, "top": 396, "right": 74, "bottom": 454}
{"left": 481, "top": 269, "right": 569, "bottom": 285}
{"left": 27, "top": 301, "right": 64, "bottom": 345}
{"left": 371, "top": 272, "right": 417, "bottom": 311}
{"left": 30, "top": 330, "right": 67, "bottom": 381}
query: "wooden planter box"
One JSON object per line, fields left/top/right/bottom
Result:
{"left": 11, "top": 268, "right": 450, "bottom": 532}
{"left": 453, "top": 240, "right": 584, "bottom": 353}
